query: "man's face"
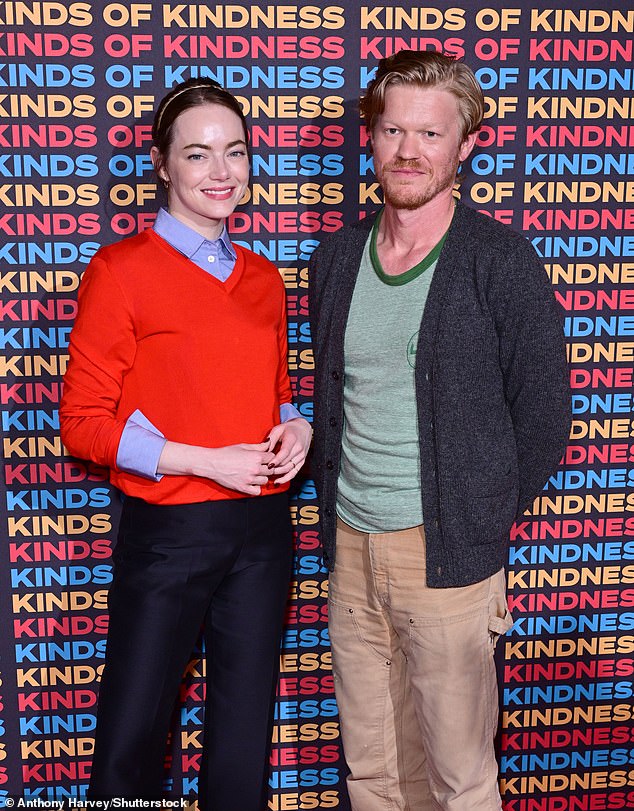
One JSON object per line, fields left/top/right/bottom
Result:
{"left": 370, "top": 84, "right": 477, "bottom": 211}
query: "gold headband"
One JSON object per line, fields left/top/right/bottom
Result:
{"left": 155, "top": 82, "right": 222, "bottom": 130}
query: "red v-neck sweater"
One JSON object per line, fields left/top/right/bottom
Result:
{"left": 60, "top": 229, "right": 293, "bottom": 503}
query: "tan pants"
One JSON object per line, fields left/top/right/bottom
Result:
{"left": 329, "top": 519, "right": 513, "bottom": 811}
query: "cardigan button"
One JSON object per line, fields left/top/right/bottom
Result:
{"left": 326, "top": 460, "right": 334, "bottom": 470}
{"left": 329, "top": 417, "right": 337, "bottom": 427}
{"left": 331, "top": 370, "right": 340, "bottom": 381}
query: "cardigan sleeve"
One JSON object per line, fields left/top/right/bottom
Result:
{"left": 60, "top": 253, "right": 136, "bottom": 470}
{"left": 307, "top": 234, "right": 336, "bottom": 338}
{"left": 489, "top": 239, "right": 571, "bottom": 514}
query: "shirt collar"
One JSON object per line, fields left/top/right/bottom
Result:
{"left": 153, "top": 207, "right": 236, "bottom": 261}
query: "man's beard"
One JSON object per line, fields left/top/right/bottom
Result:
{"left": 378, "top": 157, "right": 459, "bottom": 211}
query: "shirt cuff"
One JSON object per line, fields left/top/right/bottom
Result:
{"left": 280, "top": 402, "right": 302, "bottom": 422}
{"left": 116, "top": 409, "right": 167, "bottom": 481}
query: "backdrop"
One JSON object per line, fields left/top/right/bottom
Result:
{"left": 1, "top": 1, "right": 633, "bottom": 808}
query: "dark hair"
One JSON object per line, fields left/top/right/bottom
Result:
{"left": 152, "top": 78, "right": 249, "bottom": 181}
{"left": 360, "top": 50, "right": 484, "bottom": 142}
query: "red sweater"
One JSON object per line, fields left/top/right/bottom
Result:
{"left": 60, "top": 229, "right": 293, "bottom": 503}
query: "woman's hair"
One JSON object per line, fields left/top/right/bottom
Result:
{"left": 152, "top": 78, "right": 249, "bottom": 180}
{"left": 360, "top": 50, "right": 484, "bottom": 141}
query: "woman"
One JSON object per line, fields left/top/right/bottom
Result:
{"left": 60, "top": 78, "right": 312, "bottom": 808}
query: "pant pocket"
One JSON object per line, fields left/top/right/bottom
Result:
{"left": 329, "top": 597, "right": 393, "bottom": 666}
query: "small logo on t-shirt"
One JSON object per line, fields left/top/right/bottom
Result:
{"left": 407, "top": 331, "right": 419, "bottom": 368}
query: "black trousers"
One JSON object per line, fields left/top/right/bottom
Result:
{"left": 88, "top": 492, "right": 293, "bottom": 810}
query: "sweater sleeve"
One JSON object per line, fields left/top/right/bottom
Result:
{"left": 60, "top": 253, "right": 137, "bottom": 470}
{"left": 276, "top": 285, "right": 294, "bottom": 412}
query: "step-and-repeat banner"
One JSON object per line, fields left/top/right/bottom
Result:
{"left": 1, "top": 1, "right": 633, "bottom": 808}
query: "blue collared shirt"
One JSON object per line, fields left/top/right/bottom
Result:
{"left": 153, "top": 206, "right": 237, "bottom": 281}
{"left": 115, "top": 209, "right": 301, "bottom": 480}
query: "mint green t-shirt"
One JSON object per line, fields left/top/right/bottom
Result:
{"left": 336, "top": 233, "right": 438, "bottom": 533}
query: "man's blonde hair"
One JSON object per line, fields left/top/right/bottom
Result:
{"left": 360, "top": 50, "right": 484, "bottom": 142}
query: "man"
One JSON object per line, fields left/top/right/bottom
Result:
{"left": 308, "top": 50, "right": 570, "bottom": 811}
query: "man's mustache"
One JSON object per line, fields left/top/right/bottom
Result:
{"left": 384, "top": 159, "right": 427, "bottom": 170}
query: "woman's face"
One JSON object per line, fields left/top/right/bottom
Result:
{"left": 151, "top": 102, "right": 249, "bottom": 239}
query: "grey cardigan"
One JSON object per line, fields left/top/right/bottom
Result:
{"left": 308, "top": 202, "right": 571, "bottom": 588}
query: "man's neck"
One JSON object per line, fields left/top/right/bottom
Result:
{"left": 375, "top": 193, "right": 457, "bottom": 276}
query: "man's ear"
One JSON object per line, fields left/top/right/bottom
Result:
{"left": 459, "top": 131, "right": 478, "bottom": 163}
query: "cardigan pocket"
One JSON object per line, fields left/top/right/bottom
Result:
{"left": 468, "top": 466, "right": 515, "bottom": 498}
{"left": 443, "top": 476, "right": 519, "bottom": 548}
{"left": 465, "top": 486, "right": 519, "bottom": 541}
{"left": 454, "top": 458, "right": 518, "bottom": 498}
